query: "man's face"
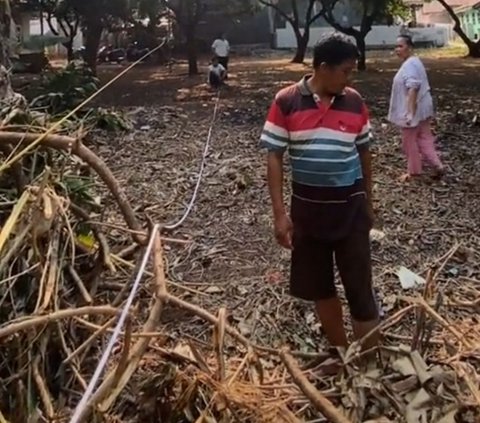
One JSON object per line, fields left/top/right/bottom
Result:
{"left": 318, "top": 59, "right": 356, "bottom": 95}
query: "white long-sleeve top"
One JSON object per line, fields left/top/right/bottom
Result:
{"left": 388, "top": 56, "right": 434, "bottom": 128}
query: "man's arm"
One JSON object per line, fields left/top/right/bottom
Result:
{"left": 267, "top": 151, "right": 285, "bottom": 218}
{"left": 267, "top": 150, "right": 292, "bottom": 249}
{"left": 358, "top": 147, "right": 374, "bottom": 223}
{"left": 356, "top": 103, "right": 374, "bottom": 224}
{"left": 260, "top": 98, "right": 292, "bottom": 249}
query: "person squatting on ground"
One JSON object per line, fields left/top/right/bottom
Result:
{"left": 208, "top": 57, "right": 226, "bottom": 89}
{"left": 388, "top": 35, "right": 444, "bottom": 182}
{"left": 260, "top": 34, "right": 380, "bottom": 354}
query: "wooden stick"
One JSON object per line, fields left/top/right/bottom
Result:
{"left": 411, "top": 269, "right": 435, "bottom": 351}
{"left": 32, "top": 356, "right": 54, "bottom": 418}
{"left": 164, "top": 292, "right": 329, "bottom": 361}
{"left": 67, "top": 264, "right": 93, "bottom": 304}
{"left": 280, "top": 349, "right": 352, "bottom": 423}
{"left": 214, "top": 307, "right": 227, "bottom": 381}
{"left": 78, "top": 231, "right": 167, "bottom": 420}
{"left": 400, "top": 296, "right": 473, "bottom": 349}
{"left": 0, "top": 306, "right": 119, "bottom": 340}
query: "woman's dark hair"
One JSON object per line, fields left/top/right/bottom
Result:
{"left": 312, "top": 33, "right": 359, "bottom": 68}
{"left": 399, "top": 34, "right": 414, "bottom": 47}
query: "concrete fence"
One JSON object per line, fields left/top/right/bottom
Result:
{"left": 275, "top": 24, "right": 455, "bottom": 50}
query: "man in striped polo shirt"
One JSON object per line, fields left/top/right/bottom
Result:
{"left": 260, "top": 34, "right": 379, "bottom": 352}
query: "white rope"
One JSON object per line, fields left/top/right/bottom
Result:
{"left": 69, "top": 70, "right": 221, "bottom": 423}
{"left": 163, "top": 89, "right": 221, "bottom": 230}
{"left": 68, "top": 224, "right": 160, "bottom": 423}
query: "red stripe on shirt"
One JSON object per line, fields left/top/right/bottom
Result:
{"left": 287, "top": 108, "right": 366, "bottom": 134}
{"left": 266, "top": 101, "right": 288, "bottom": 130}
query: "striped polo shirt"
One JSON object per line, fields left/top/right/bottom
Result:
{"left": 260, "top": 75, "right": 372, "bottom": 202}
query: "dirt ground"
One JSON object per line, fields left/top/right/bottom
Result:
{"left": 88, "top": 50, "right": 480, "bottom": 356}
{"left": 56, "top": 51, "right": 477, "bottom": 418}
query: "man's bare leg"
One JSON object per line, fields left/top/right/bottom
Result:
{"left": 352, "top": 319, "right": 380, "bottom": 351}
{"left": 315, "top": 298, "right": 348, "bottom": 348}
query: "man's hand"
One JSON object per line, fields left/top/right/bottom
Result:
{"left": 274, "top": 213, "right": 293, "bottom": 249}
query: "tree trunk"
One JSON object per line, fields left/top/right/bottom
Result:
{"left": 467, "top": 40, "right": 480, "bottom": 57}
{"left": 355, "top": 35, "right": 367, "bottom": 71}
{"left": 292, "top": 30, "right": 309, "bottom": 64}
{"left": 436, "top": 0, "right": 480, "bottom": 57}
{"left": 185, "top": 27, "right": 198, "bottom": 76}
{"left": 0, "top": 0, "right": 12, "bottom": 70}
{"left": 64, "top": 40, "right": 74, "bottom": 62}
{"left": 84, "top": 20, "right": 103, "bottom": 74}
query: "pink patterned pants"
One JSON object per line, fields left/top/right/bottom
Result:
{"left": 401, "top": 119, "right": 443, "bottom": 175}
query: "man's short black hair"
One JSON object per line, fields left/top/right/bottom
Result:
{"left": 398, "top": 34, "right": 414, "bottom": 47}
{"left": 312, "top": 33, "right": 359, "bottom": 68}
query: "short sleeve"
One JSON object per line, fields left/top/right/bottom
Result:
{"left": 402, "top": 60, "right": 422, "bottom": 89}
{"left": 355, "top": 103, "right": 372, "bottom": 150}
{"left": 260, "top": 99, "right": 289, "bottom": 152}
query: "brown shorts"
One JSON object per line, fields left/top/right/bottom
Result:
{"left": 290, "top": 191, "right": 378, "bottom": 322}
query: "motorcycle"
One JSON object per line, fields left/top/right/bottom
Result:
{"left": 126, "top": 42, "right": 150, "bottom": 62}
{"left": 97, "top": 45, "right": 126, "bottom": 64}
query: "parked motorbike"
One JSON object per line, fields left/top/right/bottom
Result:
{"left": 97, "top": 45, "right": 126, "bottom": 64}
{"left": 126, "top": 42, "right": 150, "bottom": 62}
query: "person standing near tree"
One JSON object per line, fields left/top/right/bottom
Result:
{"left": 388, "top": 35, "right": 444, "bottom": 182}
{"left": 260, "top": 34, "right": 379, "bottom": 354}
{"left": 211, "top": 33, "right": 230, "bottom": 77}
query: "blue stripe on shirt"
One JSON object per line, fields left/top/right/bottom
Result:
{"left": 292, "top": 166, "right": 363, "bottom": 187}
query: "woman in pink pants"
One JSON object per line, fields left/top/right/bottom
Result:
{"left": 388, "top": 35, "right": 444, "bottom": 182}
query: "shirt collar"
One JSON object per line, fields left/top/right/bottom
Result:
{"left": 297, "top": 74, "right": 347, "bottom": 98}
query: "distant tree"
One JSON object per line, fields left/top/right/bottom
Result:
{"left": 43, "top": 0, "right": 80, "bottom": 61}
{"left": 258, "top": 0, "right": 326, "bottom": 63}
{"left": 0, "top": 0, "right": 13, "bottom": 69}
{"left": 435, "top": 0, "right": 480, "bottom": 57}
{"left": 320, "top": 0, "right": 408, "bottom": 70}
{"left": 137, "top": 0, "right": 167, "bottom": 34}
{"left": 77, "top": 0, "right": 132, "bottom": 72}
{"left": 163, "top": 0, "right": 254, "bottom": 76}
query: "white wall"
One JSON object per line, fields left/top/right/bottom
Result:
{"left": 275, "top": 24, "right": 454, "bottom": 49}
{"left": 30, "top": 17, "right": 83, "bottom": 56}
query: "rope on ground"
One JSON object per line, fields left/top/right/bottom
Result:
{"left": 163, "top": 88, "right": 222, "bottom": 231}
{"left": 68, "top": 224, "right": 160, "bottom": 423}
{"left": 68, "top": 58, "right": 221, "bottom": 421}
{"left": 0, "top": 39, "right": 168, "bottom": 175}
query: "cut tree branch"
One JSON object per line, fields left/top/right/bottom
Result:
{"left": 0, "top": 132, "right": 144, "bottom": 244}
{"left": 81, "top": 231, "right": 168, "bottom": 420}
{"left": 0, "top": 305, "right": 119, "bottom": 340}
{"left": 280, "top": 348, "right": 353, "bottom": 423}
